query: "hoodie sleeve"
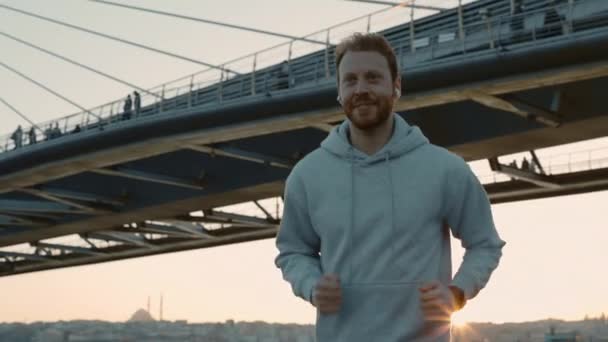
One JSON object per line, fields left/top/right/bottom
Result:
{"left": 275, "top": 171, "right": 322, "bottom": 305}
{"left": 444, "top": 159, "right": 506, "bottom": 300}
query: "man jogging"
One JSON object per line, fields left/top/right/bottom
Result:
{"left": 275, "top": 33, "right": 505, "bottom": 341}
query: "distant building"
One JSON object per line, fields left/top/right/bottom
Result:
{"left": 544, "top": 330, "right": 583, "bottom": 341}
{"left": 128, "top": 308, "right": 155, "bottom": 322}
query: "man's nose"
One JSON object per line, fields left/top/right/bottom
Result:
{"left": 354, "top": 80, "right": 371, "bottom": 94}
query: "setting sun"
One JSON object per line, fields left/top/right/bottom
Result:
{"left": 452, "top": 312, "right": 468, "bottom": 328}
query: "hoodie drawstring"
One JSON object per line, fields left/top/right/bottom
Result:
{"left": 385, "top": 152, "right": 399, "bottom": 279}
{"left": 348, "top": 147, "right": 355, "bottom": 284}
{"left": 348, "top": 150, "right": 399, "bottom": 284}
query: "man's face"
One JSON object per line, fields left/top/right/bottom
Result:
{"left": 338, "top": 51, "right": 399, "bottom": 131}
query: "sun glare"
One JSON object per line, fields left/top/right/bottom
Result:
{"left": 452, "top": 312, "right": 468, "bottom": 328}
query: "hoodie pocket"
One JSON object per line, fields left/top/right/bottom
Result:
{"left": 315, "top": 282, "right": 450, "bottom": 342}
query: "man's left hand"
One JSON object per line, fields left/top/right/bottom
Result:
{"left": 418, "top": 281, "right": 460, "bottom": 322}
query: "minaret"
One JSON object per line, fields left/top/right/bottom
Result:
{"left": 159, "top": 293, "right": 164, "bottom": 321}
{"left": 147, "top": 296, "right": 151, "bottom": 314}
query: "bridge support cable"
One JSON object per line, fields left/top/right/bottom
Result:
{"left": 0, "top": 3, "right": 238, "bottom": 75}
{"left": 0, "top": 61, "right": 103, "bottom": 121}
{"left": 343, "top": 0, "right": 447, "bottom": 11}
{"left": 89, "top": 0, "right": 326, "bottom": 46}
{"left": 0, "top": 31, "right": 160, "bottom": 99}
{"left": 0, "top": 96, "right": 43, "bottom": 133}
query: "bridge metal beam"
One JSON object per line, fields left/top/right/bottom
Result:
{"left": 18, "top": 188, "right": 112, "bottom": 214}
{"left": 395, "top": 59, "right": 608, "bottom": 112}
{"left": 0, "top": 200, "right": 89, "bottom": 215}
{"left": 0, "top": 219, "right": 41, "bottom": 228}
{"left": 35, "top": 187, "right": 126, "bottom": 207}
{"left": 488, "top": 157, "right": 560, "bottom": 189}
{"left": 1, "top": 226, "right": 278, "bottom": 277}
{"left": 31, "top": 241, "right": 107, "bottom": 257}
{"left": 203, "top": 209, "right": 279, "bottom": 227}
{"left": 0, "top": 250, "right": 60, "bottom": 263}
{"left": 121, "top": 224, "right": 197, "bottom": 239}
{"left": 142, "top": 221, "right": 212, "bottom": 239}
{"left": 0, "top": 210, "right": 61, "bottom": 223}
{"left": 187, "top": 144, "right": 294, "bottom": 169}
{"left": 310, "top": 123, "right": 336, "bottom": 133}
{"left": 91, "top": 167, "right": 205, "bottom": 190}
{"left": 86, "top": 231, "right": 156, "bottom": 249}
{"left": 253, "top": 200, "right": 276, "bottom": 221}
{"left": 0, "top": 213, "right": 51, "bottom": 226}
{"left": 466, "top": 91, "right": 562, "bottom": 128}
{"left": 2, "top": 59, "right": 608, "bottom": 198}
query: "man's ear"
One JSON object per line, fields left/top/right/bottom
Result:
{"left": 394, "top": 76, "right": 402, "bottom": 99}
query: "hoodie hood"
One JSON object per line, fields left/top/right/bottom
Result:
{"left": 320, "top": 113, "right": 429, "bottom": 163}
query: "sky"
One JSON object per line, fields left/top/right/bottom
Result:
{"left": 0, "top": 0, "right": 607, "bottom": 326}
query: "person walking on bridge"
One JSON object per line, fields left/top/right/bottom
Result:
{"left": 123, "top": 94, "right": 133, "bottom": 120}
{"left": 133, "top": 91, "right": 141, "bottom": 117}
{"left": 28, "top": 126, "right": 37, "bottom": 145}
{"left": 275, "top": 33, "right": 505, "bottom": 342}
{"left": 10, "top": 125, "right": 23, "bottom": 149}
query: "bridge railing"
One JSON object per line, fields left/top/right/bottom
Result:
{"left": 478, "top": 144, "right": 608, "bottom": 184}
{"left": 2, "top": 0, "right": 607, "bottom": 155}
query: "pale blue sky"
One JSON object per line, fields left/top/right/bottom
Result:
{"left": 0, "top": 0, "right": 607, "bottom": 325}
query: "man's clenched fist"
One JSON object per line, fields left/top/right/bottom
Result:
{"left": 419, "top": 281, "right": 463, "bottom": 322}
{"left": 313, "top": 274, "right": 342, "bottom": 314}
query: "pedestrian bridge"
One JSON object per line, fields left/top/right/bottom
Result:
{"left": 1, "top": 0, "right": 608, "bottom": 276}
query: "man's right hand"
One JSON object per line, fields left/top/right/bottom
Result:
{"left": 313, "top": 274, "right": 342, "bottom": 314}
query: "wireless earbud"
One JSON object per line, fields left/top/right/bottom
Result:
{"left": 395, "top": 88, "right": 401, "bottom": 98}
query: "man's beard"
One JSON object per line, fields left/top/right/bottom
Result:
{"left": 345, "top": 93, "right": 393, "bottom": 131}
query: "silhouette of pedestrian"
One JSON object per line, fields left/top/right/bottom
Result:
{"left": 277, "top": 61, "right": 290, "bottom": 90}
{"left": 123, "top": 94, "right": 133, "bottom": 120}
{"left": 44, "top": 125, "right": 52, "bottom": 141}
{"left": 51, "top": 123, "right": 62, "bottom": 139}
{"left": 10, "top": 125, "right": 23, "bottom": 149}
{"left": 28, "top": 127, "right": 37, "bottom": 145}
{"left": 521, "top": 157, "right": 530, "bottom": 171}
{"left": 133, "top": 91, "right": 141, "bottom": 117}
{"left": 510, "top": 0, "right": 524, "bottom": 33}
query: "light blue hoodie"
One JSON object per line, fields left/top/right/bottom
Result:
{"left": 275, "top": 114, "right": 505, "bottom": 341}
